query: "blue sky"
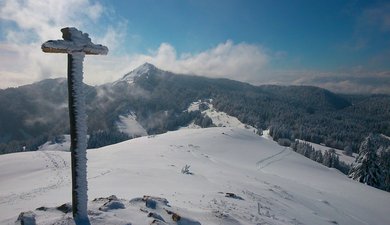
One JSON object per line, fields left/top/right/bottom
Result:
{"left": 99, "top": 0, "right": 389, "bottom": 70}
{"left": 1, "top": 0, "right": 389, "bottom": 93}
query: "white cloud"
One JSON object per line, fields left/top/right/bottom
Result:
{"left": 80, "top": 41, "right": 270, "bottom": 86}
{"left": 95, "top": 22, "right": 128, "bottom": 53}
{"left": 1, "top": 0, "right": 388, "bottom": 95}
{"left": 0, "top": 0, "right": 269, "bottom": 88}
{"left": 314, "top": 75, "right": 390, "bottom": 94}
{"left": 0, "top": 0, "right": 125, "bottom": 89}
{"left": 0, "top": 42, "right": 66, "bottom": 88}
{"left": 118, "top": 40, "right": 269, "bottom": 82}
{"left": 0, "top": 0, "right": 104, "bottom": 42}
{"left": 86, "top": 2, "right": 104, "bottom": 22}
{"left": 261, "top": 70, "right": 390, "bottom": 94}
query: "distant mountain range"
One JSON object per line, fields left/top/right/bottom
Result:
{"left": 0, "top": 63, "right": 389, "bottom": 154}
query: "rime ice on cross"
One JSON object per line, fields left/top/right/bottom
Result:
{"left": 42, "top": 27, "right": 108, "bottom": 223}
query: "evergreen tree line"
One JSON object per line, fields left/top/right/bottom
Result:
{"left": 291, "top": 141, "right": 350, "bottom": 174}
{"left": 213, "top": 90, "right": 390, "bottom": 153}
{"left": 288, "top": 134, "right": 390, "bottom": 192}
{"left": 87, "top": 130, "right": 130, "bottom": 149}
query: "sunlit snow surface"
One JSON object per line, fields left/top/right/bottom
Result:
{"left": 1, "top": 127, "right": 389, "bottom": 225}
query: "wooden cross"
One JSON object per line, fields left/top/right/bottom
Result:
{"left": 42, "top": 27, "right": 108, "bottom": 223}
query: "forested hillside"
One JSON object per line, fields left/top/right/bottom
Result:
{"left": 0, "top": 64, "right": 389, "bottom": 155}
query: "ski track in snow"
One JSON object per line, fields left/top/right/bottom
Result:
{"left": 322, "top": 200, "right": 370, "bottom": 225}
{"left": 256, "top": 147, "right": 291, "bottom": 170}
{"left": 255, "top": 149, "right": 371, "bottom": 225}
{"left": 41, "top": 151, "right": 68, "bottom": 187}
{"left": 0, "top": 151, "right": 69, "bottom": 205}
{"left": 88, "top": 169, "right": 112, "bottom": 180}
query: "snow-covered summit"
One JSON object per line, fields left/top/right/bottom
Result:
{"left": 131, "top": 62, "right": 158, "bottom": 75}
{"left": 115, "top": 63, "right": 162, "bottom": 84}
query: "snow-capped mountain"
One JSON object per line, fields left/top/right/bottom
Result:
{"left": 114, "top": 63, "right": 167, "bottom": 85}
{"left": 1, "top": 127, "right": 389, "bottom": 225}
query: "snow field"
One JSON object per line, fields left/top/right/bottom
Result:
{"left": 1, "top": 127, "right": 389, "bottom": 224}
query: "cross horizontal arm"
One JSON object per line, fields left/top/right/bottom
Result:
{"left": 41, "top": 27, "right": 108, "bottom": 55}
{"left": 42, "top": 40, "right": 108, "bottom": 55}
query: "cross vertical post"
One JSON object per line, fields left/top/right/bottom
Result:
{"left": 42, "top": 27, "right": 108, "bottom": 223}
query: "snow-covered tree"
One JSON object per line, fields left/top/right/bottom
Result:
{"left": 343, "top": 145, "right": 353, "bottom": 156}
{"left": 315, "top": 151, "right": 324, "bottom": 163}
{"left": 378, "top": 146, "right": 390, "bottom": 191}
{"left": 349, "top": 135, "right": 383, "bottom": 189}
{"left": 322, "top": 150, "right": 332, "bottom": 167}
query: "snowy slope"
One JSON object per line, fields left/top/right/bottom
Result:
{"left": 1, "top": 127, "right": 389, "bottom": 225}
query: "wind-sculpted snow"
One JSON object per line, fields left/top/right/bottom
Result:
{"left": 1, "top": 127, "right": 389, "bottom": 224}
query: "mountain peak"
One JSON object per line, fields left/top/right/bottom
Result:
{"left": 116, "top": 63, "right": 160, "bottom": 84}
{"left": 139, "top": 62, "right": 156, "bottom": 70}
{"left": 129, "top": 62, "right": 159, "bottom": 76}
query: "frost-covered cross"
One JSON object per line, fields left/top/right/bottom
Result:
{"left": 42, "top": 27, "right": 108, "bottom": 223}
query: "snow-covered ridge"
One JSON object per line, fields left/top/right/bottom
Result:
{"left": 184, "top": 99, "right": 259, "bottom": 133}
{"left": 1, "top": 127, "right": 389, "bottom": 224}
